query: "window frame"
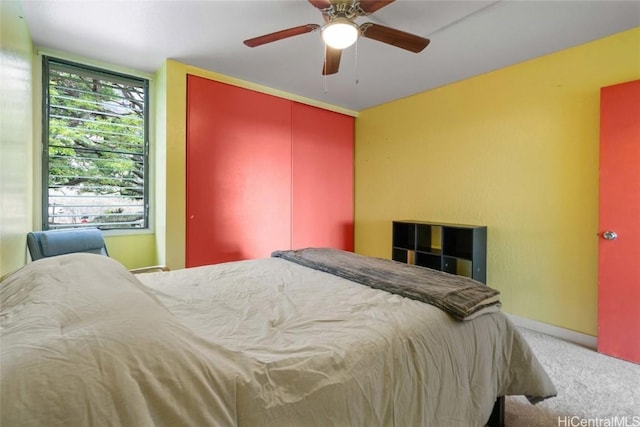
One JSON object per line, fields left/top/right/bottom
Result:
{"left": 41, "top": 56, "right": 150, "bottom": 231}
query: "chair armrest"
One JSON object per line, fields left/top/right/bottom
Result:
{"left": 129, "top": 265, "right": 170, "bottom": 274}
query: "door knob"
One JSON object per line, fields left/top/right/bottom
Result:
{"left": 602, "top": 231, "right": 618, "bottom": 240}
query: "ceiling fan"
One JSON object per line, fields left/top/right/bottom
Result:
{"left": 243, "top": 0, "right": 430, "bottom": 75}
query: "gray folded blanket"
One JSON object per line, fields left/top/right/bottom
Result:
{"left": 272, "top": 248, "right": 501, "bottom": 321}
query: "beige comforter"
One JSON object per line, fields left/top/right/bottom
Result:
{"left": 0, "top": 253, "right": 556, "bottom": 426}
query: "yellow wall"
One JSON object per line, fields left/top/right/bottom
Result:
{"left": 153, "top": 62, "right": 168, "bottom": 268}
{"left": 103, "top": 233, "right": 157, "bottom": 269}
{"left": 159, "top": 60, "right": 357, "bottom": 269}
{"left": 0, "top": 0, "right": 33, "bottom": 277}
{"left": 355, "top": 27, "right": 640, "bottom": 336}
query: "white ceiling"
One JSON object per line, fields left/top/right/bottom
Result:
{"left": 21, "top": 0, "right": 640, "bottom": 112}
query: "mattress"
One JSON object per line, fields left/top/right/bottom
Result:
{"left": 0, "top": 253, "right": 556, "bottom": 426}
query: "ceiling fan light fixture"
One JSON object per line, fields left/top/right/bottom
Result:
{"left": 321, "top": 18, "right": 359, "bottom": 49}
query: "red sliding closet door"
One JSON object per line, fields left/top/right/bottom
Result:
{"left": 291, "top": 103, "right": 354, "bottom": 251}
{"left": 186, "top": 75, "right": 292, "bottom": 267}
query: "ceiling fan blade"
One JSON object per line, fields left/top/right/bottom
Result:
{"left": 357, "top": 0, "right": 395, "bottom": 15}
{"left": 307, "top": 0, "right": 332, "bottom": 10}
{"left": 323, "top": 46, "right": 342, "bottom": 75}
{"left": 244, "top": 24, "right": 320, "bottom": 47}
{"left": 360, "top": 23, "right": 430, "bottom": 53}
{"left": 308, "top": 0, "right": 334, "bottom": 22}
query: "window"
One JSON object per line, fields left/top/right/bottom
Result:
{"left": 42, "top": 56, "right": 149, "bottom": 230}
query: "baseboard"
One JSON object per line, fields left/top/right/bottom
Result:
{"left": 505, "top": 313, "right": 597, "bottom": 350}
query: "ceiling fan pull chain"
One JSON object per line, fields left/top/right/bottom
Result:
{"left": 323, "top": 47, "right": 329, "bottom": 93}
{"left": 354, "top": 38, "right": 359, "bottom": 85}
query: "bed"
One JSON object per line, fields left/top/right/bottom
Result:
{"left": 0, "top": 249, "right": 556, "bottom": 426}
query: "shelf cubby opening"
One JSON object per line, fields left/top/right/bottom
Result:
{"left": 415, "top": 252, "right": 441, "bottom": 270}
{"left": 392, "top": 222, "right": 415, "bottom": 250}
{"left": 442, "top": 227, "right": 474, "bottom": 260}
{"left": 392, "top": 248, "right": 408, "bottom": 263}
{"left": 416, "top": 224, "right": 442, "bottom": 253}
{"left": 443, "top": 256, "right": 473, "bottom": 278}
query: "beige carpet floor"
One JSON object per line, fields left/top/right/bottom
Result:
{"left": 505, "top": 328, "right": 640, "bottom": 426}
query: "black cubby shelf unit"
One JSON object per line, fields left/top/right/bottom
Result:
{"left": 391, "top": 220, "right": 487, "bottom": 284}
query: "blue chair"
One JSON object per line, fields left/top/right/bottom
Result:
{"left": 26, "top": 227, "right": 168, "bottom": 273}
{"left": 27, "top": 228, "right": 108, "bottom": 261}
